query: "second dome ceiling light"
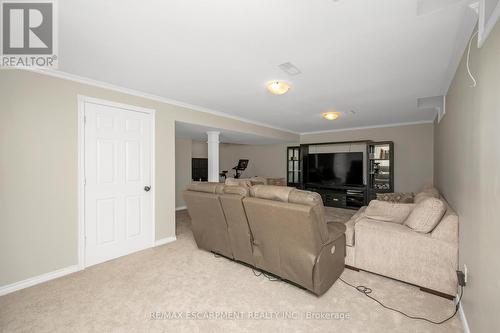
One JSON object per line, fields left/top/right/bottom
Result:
{"left": 266, "top": 80, "right": 342, "bottom": 121}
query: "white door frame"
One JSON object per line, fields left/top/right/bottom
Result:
{"left": 77, "top": 95, "right": 156, "bottom": 269}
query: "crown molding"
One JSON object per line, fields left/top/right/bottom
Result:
{"left": 23, "top": 69, "right": 436, "bottom": 138}
{"left": 299, "top": 120, "right": 434, "bottom": 135}
{"left": 23, "top": 68, "right": 299, "bottom": 135}
{"left": 478, "top": 0, "right": 500, "bottom": 48}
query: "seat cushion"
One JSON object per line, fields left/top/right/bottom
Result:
{"left": 405, "top": 197, "right": 446, "bottom": 233}
{"left": 364, "top": 200, "right": 415, "bottom": 224}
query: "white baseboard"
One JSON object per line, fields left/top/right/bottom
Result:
{"left": 155, "top": 236, "right": 177, "bottom": 247}
{"left": 0, "top": 265, "right": 80, "bottom": 296}
{"left": 175, "top": 205, "right": 187, "bottom": 211}
{"left": 1, "top": 235, "right": 176, "bottom": 297}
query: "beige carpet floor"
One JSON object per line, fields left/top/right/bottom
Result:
{"left": 0, "top": 210, "right": 463, "bottom": 333}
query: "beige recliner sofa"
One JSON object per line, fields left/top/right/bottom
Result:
{"left": 345, "top": 186, "right": 459, "bottom": 297}
{"left": 183, "top": 183, "right": 346, "bottom": 296}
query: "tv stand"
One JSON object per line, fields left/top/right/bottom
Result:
{"left": 304, "top": 184, "right": 366, "bottom": 210}
{"left": 296, "top": 140, "right": 394, "bottom": 208}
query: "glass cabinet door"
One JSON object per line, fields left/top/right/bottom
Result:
{"left": 287, "top": 146, "right": 301, "bottom": 186}
{"left": 368, "top": 142, "right": 394, "bottom": 200}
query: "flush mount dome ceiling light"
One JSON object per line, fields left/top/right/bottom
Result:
{"left": 266, "top": 80, "right": 291, "bottom": 95}
{"left": 322, "top": 111, "right": 342, "bottom": 120}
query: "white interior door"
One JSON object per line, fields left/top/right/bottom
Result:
{"left": 84, "top": 100, "right": 154, "bottom": 267}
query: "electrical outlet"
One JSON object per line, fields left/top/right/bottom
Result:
{"left": 464, "top": 264, "right": 468, "bottom": 284}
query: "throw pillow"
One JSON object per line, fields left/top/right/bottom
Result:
{"left": 405, "top": 197, "right": 446, "bottom": 233}
{"left": 376, "top": 192, "right": 414, "bottom": 203}
{"left": 364, "top": 200, "right": 415, "bottom": 224}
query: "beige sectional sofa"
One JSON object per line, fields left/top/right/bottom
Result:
{"left": 344, "top": 186, "right": 459, "bottom": 297}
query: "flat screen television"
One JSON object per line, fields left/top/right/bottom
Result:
{"left": 306, "top": 152, "right": 364, "bottom": 186}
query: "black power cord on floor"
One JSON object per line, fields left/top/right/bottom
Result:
{"left": 213, "top": 251, "right": 462, "bottom": 324}
{"left": 252, "top": 268, "right": 281, "bottom": 282}
{"left": 212, "top": 252, "right": 281, "bottom": 282}
{"left": 339, "top": 277, "right": 463, "bottom": 325}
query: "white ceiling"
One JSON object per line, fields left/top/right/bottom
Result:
{"left": 58, "top": 0, "right": 478, "bottom": 133}
{"left": 175, "top": 121, "right": 291, "bottom": 145}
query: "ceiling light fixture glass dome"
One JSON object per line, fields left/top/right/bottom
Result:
{"left": 322, "top": 111, "right": 342, "bottom": 120}
{"left": 266, "top": 81, "right": 290, "bottom": 95}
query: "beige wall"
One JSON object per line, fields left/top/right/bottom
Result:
{"left": 219, "top": 143, "right": 290, "bottom": 179}
{"left": 187, "top": 140, "right": 290, "bottom": 179}
{"left": 191, "top": 140, "right": 208, "bottom": 158}
{"left": 0, "top": 70, "right": 297, "bottom": 287}
{"left": 301, "top": 123, "right": 434, "bottom": 193}
{"left": 175, "top": 138, "right": 287, "bottom": 207}
{"left": 434, "top": 24, "right": 500, "bottom": 332}
{"left": 175, "top": 139, "right": 192, "bottom": 208}
{"left": 173, "top": 140, "right": 290, "bottom": 205}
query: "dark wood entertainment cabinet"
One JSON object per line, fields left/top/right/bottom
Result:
{"left": 287, "top": 140, "right": 394, "bottom": 209}
{"left": 304, "top": 184, "right": 367, "bottom": 210}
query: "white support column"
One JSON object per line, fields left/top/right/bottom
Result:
{"left": 207, "top": 131, "right": 220, "bottom": 182}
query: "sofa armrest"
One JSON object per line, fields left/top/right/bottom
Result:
{"left": 326, "top": 222, "right": 346, "bottom": 243}
{"left": 430, "top": 212, "right": 458, "bottom": 243}
{"left": 341, "top": 206, "right": 367, "bottom": 247}
{"left": 313, "top": 231, "right": 346, "bottom": 295}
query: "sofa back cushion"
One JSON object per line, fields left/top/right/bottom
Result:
{"left": 220, "top": 186, "right": 254, "bottom": 264}
{"left": 414, "top": 186, "right": 440, "bottom": 204}
{"left": 376, "top": 192, "right": 414, "bottom": 203}
{"left": 249, "top": 184, "right": 294, "bottom": 202}
{"left": 243, "top": 185, "right": 331, "bottom": 289}
{"left": 183, "top": 185, "right": 233, "bottom": 258}
{"left": 365, "top": 200, "right": 414, "bottom": 224}
{"left": 225, "top": 178, "right": 252, "bottom": 188}
{"left": 243, "top": 196, "right": 327, "bottom": 291}
{"left": 249, "top": 176, "right": 267, "bottom": 185}
{"left": 405, "top": 197, "right": 446, "bottom": 233}
{"left": 288, "top": 188, "right": 324, "bottom": 207}
{"left": 223, "top": 185, "right": 250, "bottom": 196}
{"left": 249, "top": 185, "right": 328, "bottom": 237}
{"left": 266, "top": 177, "right": 287, "bottom": 186}
{"left": 187, "top": 181, "right": 225, "bottom": 194}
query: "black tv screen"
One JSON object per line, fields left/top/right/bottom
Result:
{"left": 307, "top": 152, "right": 364, "bottom": 186}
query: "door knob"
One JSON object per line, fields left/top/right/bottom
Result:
{"left": 144, "top": 186, "right": 151, "bottom": 192}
